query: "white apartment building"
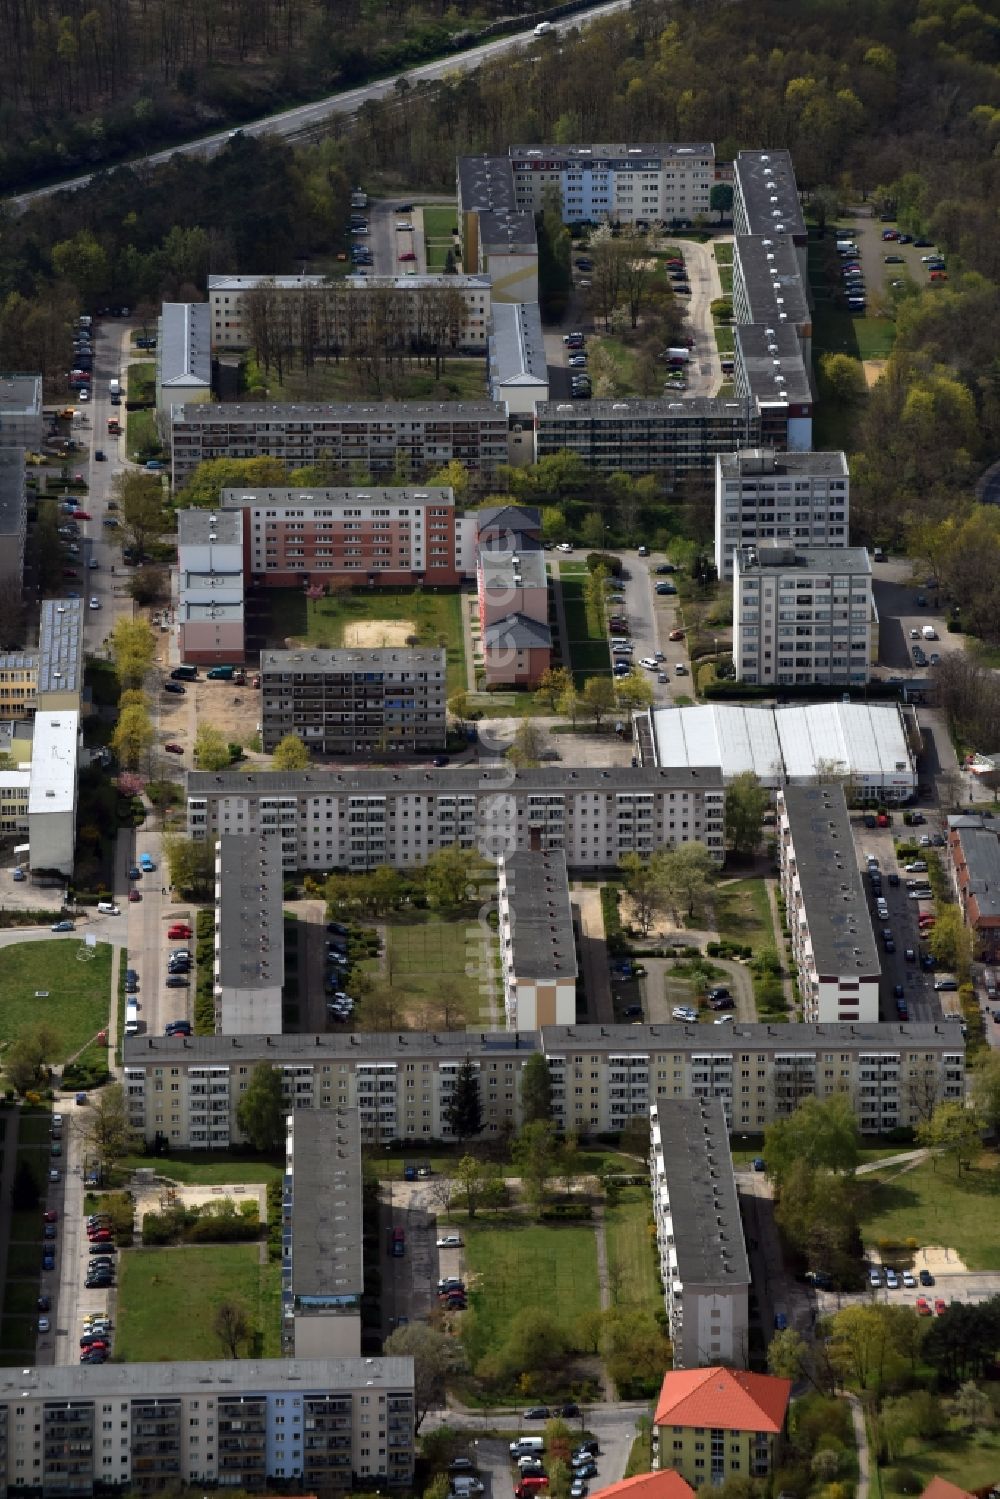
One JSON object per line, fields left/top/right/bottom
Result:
{"left": 778, "top": 785, "right": 880, "bottom": 1024}
{"left": 650, "top": 1099, "right": 750, "bottom": 1369}
{"left": 27, "top": 709, "right": 79, "bottom": 876}
{"left": 508, "top": 143, "right": 716, "bottom": 226}
{"left": 733, "top": 543, "right": 873, "bottom": 687}
{"left": 0, "top": 1356, "right": 414, "bottom": 1493}
{"left": 186, "top": 765, "right": 727, "bottom": 873}
{"left": 498, "top": 849, "right": 578, "bottom": 1029}
{"left": 214, "top": 834, "right": 284, "bottom": 1035}
{"left": 122, "top": 1021, "right": 965, "bottom": 1148}
{"left": 715, "top": 449, "right": 850, "bottom": 581}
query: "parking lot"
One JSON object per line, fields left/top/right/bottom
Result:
{"left": 870, "top": 557, "right": 957, "bottom": 679}
{"left": 834, "top": 212, "right": 948, "bottom": 309}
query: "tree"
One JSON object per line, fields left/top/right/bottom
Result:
{"left": 534, "top": 667, "right": 572, "bottom": 712}
{"left": 424, "top": 845, "right": 485, "bottom": 912}
{"left": 213, "top": 1299, "right": 251, "bottom": 1358}
{"left": 385, "top": 1323, "right": 463, "bottom": 1430}
{"left": 512, "top": 1119, "right": 560, "bottom": 1216}
{"left": 952, "top": 1380, "right": 993, "bottom": 1431}
{"left": 443, "top": 1060, "right": 482, "bottom": 1143}
{"left": 619, "top": 850, "right": 665, "bottom": 936}
{"left": 556, "top": 683, "right": 580, "bottom": 726}
{"left": 926, "top": 905, "right": 972, "bottom": 979}
{"left": 128, "top": 564, "right": 168, "bottom": 606}
{"left": 453, "top": 1154, "right": 504, "bottom": 1217}
{"left": 163, "top": 835, "right": 215, "bottom": 899}
{"left": 448, "top": 689, "right": 471, "bottom": 724}
{"left": 194, "top": 723, "right": 232, "bottom": 771}
{"left": 819, "top": 352, "right": 868, "bottom": 409}
{"left": 235, "top": 1063, "right": 286, "bottom": 1151}
{"left": 615, "top": 670, "right": 654, "bottom": 713}
{"left": 710, "top": 183, "right": 734, "bottom": 222}
{"left": 84, "top": 1084, "right": 137, "bottom": 1175}
{"left": 662, "top": 841, "right": 714, "bottom": 920}
{"left": 764, "top": 1094, "right": 860, "bottom": 1186}
{"left": 110, "top": 700, "right": 155, "bottom": 770}
{"left": 971, "top": 1050, "right": 1000, "bottom": 1136}
{"left": 5, "top": 1022, "right": 59, "bottom": 1095}
{"left": 109, "top": 617, "right": 157, "bottom": 688}
{"left": 521, "top": 1053, "right": 553, "bottom": 1125}
{"left": 918, "top": 1100, "right": 981, "bottom": 1176}
{"left": 582, "top": 676, "right": 616, "bottom": 727}
{"left": 507, "top": 718, "right": 544, "bottom": 769}
{"left": 272, "top": 733, "right": 310, "bottom": 770}
{"left": 725, "top": 771, "right": 770, "bottom": 858}
{"left": 112, "top": 470, "right": 166, "bottom": 556}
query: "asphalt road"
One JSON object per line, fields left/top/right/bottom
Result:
{"left": 7, "top": 1, "right": 630, "bottom": 213}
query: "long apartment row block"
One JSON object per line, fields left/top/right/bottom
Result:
{"left": 123, "top": 1021, "right": 965, "bottom": 1150}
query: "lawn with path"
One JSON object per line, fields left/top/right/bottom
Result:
{"left": 115, "top": 1242, "right": 281, "bottom": 1361}
{"left": 559, "top": 570, "right": 611, "bottom": 686}
{"left": 605, "top": 1188, "right": 661, "bottom": 1313}
{"left": 264, "top": 586, "right": 466, "bottom": 692}
{"left": 859, "top": 1151, "right": 1000, "bottom": 1270}
{"left": 460, "top": 1217, "right": 599, "bottom": 1370}
{"left": 116, "top": 1152, "right": 283, "bottom": 1186}
{"left": 712, "top": 879, "right": 773, "bottom": 952}
{"left": 0, "top": 940, "right": 113, "bottom": 1063}
{"left": 422, "top": 204, "right": 459, "bottom": 271}
{"left": 385, "top": 913, "right": 488, "bottom": 1023}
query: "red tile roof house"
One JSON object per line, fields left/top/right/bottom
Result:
{"left": 948, "top": 818, "right": 1000, "bottom": 962}
{"left": 598, "top": 1473, "right": 695, "bottom": 1499}
{"left": 920, "top": 1480, "right": 974, "bottom": 1499}
{"left": 653, "top": 1367, "right": 792, "bottom": 1487}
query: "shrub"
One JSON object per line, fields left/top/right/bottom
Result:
{"left": 892, "top": 1470, "right": 922, "bottom": 1495}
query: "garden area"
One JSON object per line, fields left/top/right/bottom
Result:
{"left": 558, "top": 568, "right": 611, "bottom": 686}
{"left": 385, "top": 912, "right": 491, "bottom": 1028}
{"left": 115, "top": 1242, "right": 281, "bottom": 1361}
{"left": 248, "top": 358, "right": 485, "bottom": 404}
{"left": 605, "top": 1188, "right": 661, "bottom": 1313}
{"left": 422, "top": 204, "right": 460, "bottom": 271}
{"left": 859, "top": 1150, "right": 1000, "bottom": 1271}
{"left": 0, "top": 940, "right": 113, "bottom": 1064}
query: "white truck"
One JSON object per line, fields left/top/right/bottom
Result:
{"left": 534, "top": 20, "right": 554, "bottom": 34}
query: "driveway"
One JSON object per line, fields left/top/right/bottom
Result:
{"left": 675, "top": 237, "right": 723, "bottom": 397}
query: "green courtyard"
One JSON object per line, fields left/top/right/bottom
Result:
{"left": 860, "top": 1152, "right": 1000, "bottom": 1271}
{"left": 0, "top": 940, "right": 113, "bottom": 1064}
{"left": 384, "top": 912, "right": 492, "bottom": 1027}
{"left": 115, "top": 1243, "right": 281, "bottom": 1361}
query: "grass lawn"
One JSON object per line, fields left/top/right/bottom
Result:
{"left": 126, "top": 404, "right": 162, "bottom": 461}
{"left": 0, "top": 941, "right": 113, "bottom": 1064}
{"left": 859, "top": 1151, "right": 1000, "bottom": 1270}
{"left": 461, "top": 1218, "right": 599, "bottom": 1368}
{"left": 422, "top": 204, "right": 459, "bottom": 271}
{"left": 605, "top": 1188, "right": 660, "bottom": 1314}
{"left": 812, "top": 300, "right": 896, "bottom": 363}
{"left": 713, "top": 244, "right": 733, "bottom": 295}
{"left": 259, "top": 357, "right": 485, "bottom": 404}
{"left": 264, "top": 586, "right": 466, "bottom": 692}
{"left": 712, "top": 879, "right": 774, "bottom": 952}
{"left": 116, "top": 1152, "right": 283, "bottom": 1186}
{"left": 385, "top": 912, "right": 490, "bottom": 1023}
{"left": 881, "top": 1427, "right": 1000, "bottom": 1497}
{"left": 559, "top": 574, "right": 610, "bottom": 687}
{"left": 115, "top": 1243, "right": 281, "bottom": 1361}
{"left": 127, "top": 362, "right": 155, "bottom": 403}
{"left": 714, "top": 325, "right": 734, "bottom": 354}
{"left": 379, "top": 1144, "right": 641, "bottom": 1181}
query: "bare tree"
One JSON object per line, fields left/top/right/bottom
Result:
{"left": 213, "top": 1299, "right": 251, "bottom": 1359}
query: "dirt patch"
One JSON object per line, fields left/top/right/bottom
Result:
{"left": 343, "top": 619, "right": 415, "bottom": 648}
{"left": 863, "top": 358, "right": 887, "bottom": 387}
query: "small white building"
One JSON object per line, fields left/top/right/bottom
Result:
{"left": 498, "top": 849, "right": 577, "bottom": 1029}
{"left": 733, "top": 543, "right": 873, "bottom": 687}
{"left": 214, "top": 833, "right": 284, "bottom": 1035}
{"left": 777, "top": 783, "right": 880, "bottom": 1024}
{"left": 27, "top": 710, "right": 79, "bottom": 876}
{"left": 715, "top": 448, "right": 849, "bottom": 581}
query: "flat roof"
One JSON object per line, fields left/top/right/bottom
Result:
{"left": 719, "top": 448, "right": 847, "bottom": 480}
{"left": 781, "top": 784, "right": 880, "bottom": 977}
{"left": 261, "top": 647, "right": 445, "bottom": 673}
{"left": 177, "top": 509, "right": 245, "bottom": 546}
{"left": 0, "top": 1356, "right": 413, "bottom": 1401}
{"left": 187, "top": 764, "right": 723, "bottom": 798}
{"left": 734, "top": 235, "right": 810, "bottom": 325}
{"left": 216, "top": 834, "right": 284, "bottom": 991}
{"left": 0, "top": 373, "right": 42, "bottom": 417}
{"left": 952, "top": 823, "right": 1000, "bottom": 920}
{"left": 733, "top": 323, "right": 812, "bottom": 407}
{"left": 478, "top": 209, "right": 538, "bottom": 255}
{"left": 489, "top": 302, "right": 548, "bottom": 387}
{"left": 172, "top": 400, "right": 507, "bottom": 423}
{"left": 27, "top": 711, "right": 78, "bottom": 815}
{"left": 651, "top": 1098, "right": 750, "bottom": 1289}
{"left": 0, "top": 449, "right": 25, "bottom": 535}
{"left": 208, "top": 275, "right": 327, "bottom": 292}
{"left": 182, "top": 601, "right": 245, "bottom": 622}
{"left": 501, "top": 849, "right": 577, "bottom": 982}
{"left": 776, "top": 703, "right": 914, "bottom": 783}
{"left": 458, "top": 154, "right": 517, "bottom": 213}
{"left": 220, "top": 486, "right": 455, "bottom": 509}
{"left": 736, "top": 543, "right": 871, "bottom": 576}
{"left": 478, "top": 538, "right": 547, "bottom": 590}
{"left": 537, "top": 396, "right": 754, "bottom": 420}
{"left": 510, "top": 142, "right": 715, "bottom": 164}
{"left": 343, "top": 273, "right": 491, "bottom": 293}
{"left": 124, "top": 1019, "right": 963, "bottom": 1071}
{"left": 37, "top": 598, "right": 84, "bottom": 697}
{"left": 650, "top": 704, "right": 783, "bottom": 784}
{"left": 159, "top": 302, "right": 211, "bottom": 388}
{"left": 734, "top": 150, "right": 806, "bottom": 238}
{"left": 289, "top": 1109, "right": 364, "bottom": 1301}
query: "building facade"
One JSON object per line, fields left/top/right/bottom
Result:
{"left": 649, "top": 1099, "right": 750, "bottom": 1370}
{"left": 27, "top": 709, "right": 79, "bottom": 876}
{"left": 0, "top": 373, "right": 43, "bottom": 450}
{"left": 534, "top": 397, "right": 759, "bottom": 484}
{"left": 946, "top": 814, "right": 1000, "bottom": 962}
{"left": 186, "top": 765, "right": 726, "bottom": 873}
{"left": 653, "top": 1367, "right": 791, "bottom": 1488}
{"left": 0, "top": 770, "right": 30, "bottom": 837}
{"left": 0, "top": 654, "right": 37, "bottom": 718}
{"left": 176, "top": 508, "right": 246, "bottom": 665}
{"left": 156, "top": 302, "right": 212, "bottom": 431}
{"left": 508, "top": 143, "right": 716, "bottom": 226}
{"left": 0, "top": 1356, "right": 414, "bottom": 1494}
{"left": 498, "top": 849, "right": 578, "bottom": 1029}
{"left": 122, "top": 1020, "right": 965, "bottom": 1149}
{"left": 714, "top": 449, "right": 850, "bottom": 582}
{"left": 260, "top": 648, "right": 447, "bottom": 757}
{"left": 283, "top": 1110, "right": 363, "bottom": 1358}
{"left": 778, "top": 785, "right": 880, "bottom": 1024}
{"left": 476, "top": 504, "right": 552, "bottom": 686}
{"left": 0, "top": 450, "right": 27, "bottom": 588}
{"left": 214, "top": 834, "right": 284, "bottom": 1035}
{"left": 170, "top": 401, "right": 509, "bottom": 488}
{"left": 733, "top": 543, "right": 873, "bottom": 687}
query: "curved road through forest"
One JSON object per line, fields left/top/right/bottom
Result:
{"left": 8, "top": 0, "right": 631, "bottom": 212}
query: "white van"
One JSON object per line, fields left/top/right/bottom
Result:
{"left": 124, "top": 1000, "right": 139, "bottom": 1036}
{"left": 452, "top": 1480, "right": 485, "bottom": 1496}
{"left": 921, "top": 625, "right": 938, "bottom": 640}
{"left": 96, "top": 901, "right": 120, "bottom": 916}
{"left": 534, "top": 20, "right": 554, "bottom": 35}
{"left": 510, "top": 1439, "right": 545, "bottom": 1457}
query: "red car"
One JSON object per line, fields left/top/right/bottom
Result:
{"left": 935, "top": 1298, "right": 947, "bottom": 1315}
{"left": 168, "top": 924, "right": 193, "bottom": 939}
{"left": 164, "top": 742, "right": 184, "bottom": 755}
{"left": 882, "top": 228, "right": 899, "bottom": 240}
{"left": 42, "top": 1210, "right": 58, "bottom": 1223}
{"left": 128, "top": 889, "right": 142, "bottom": 902}
{"left": 71, "top": 509, "right": 91, "bottom": 520}
{"left": 668, "top": 629, "right": 686, "bottom": 641}
{"left": 399, "top": 251, "right": 417, "bottom": 262}
{"left": 62, "top": 568, "right": 79, "bottom": 578}
{"left": 916, "top": 1297, "right": 932, "bottom": 1316}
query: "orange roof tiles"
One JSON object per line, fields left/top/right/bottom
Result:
{"left": 596, "top": 1473, "right": 694, "bottom": 1499}
{"left": 920, "top": 1479, "right": 974, "bottom": 1499}
{"left": 654, "top": 1367, "right": 792, "bottom": 1434}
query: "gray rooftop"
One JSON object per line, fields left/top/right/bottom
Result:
{"left": 187, "top": 763, "right": 723, "bottom": 799}
{"left": 220, "top": 485, "right": 455, "bottom": 509}
{"left": 734, "top": 149, "right": 806, "bottom": 238}
{"left": 478, "top": 209, "right": 539, "bottom": 256}
{"left": 343, "top": 273, "right": 491, "bottom": 293}
{"left": 216, "top": 834, "right": 284, "bottom": 990}
{"left": 183, "top": 600, "right": 245, "bottom": 622}
{"left": 0, "top": 652, "right": 36, "bottom": 672}
{"left": 261, "top": 647, "right": 445, "bottom": 674}
{"left": 719, "top": 448, "right": 848, "bottom": 480}
{"left": 734, "top": 235, "right": 810, "bottom": 326}
{"left": 477, "top": 504, "right": 541, "bottom": 536}
{"left": 0, "top": 373, "right": 42, "bottom": 417}
{"left": 209, "top": 274, "right": 327, "bottom": 292}
{"left": 501, "top": 849, "right": 577, "bottom": 982}
{"left": 733, "top": 323, "right": 812, "bottom": 407}
{"left": 478, "top": 540, "right": 548, "bottom": 591}
{"left": 37, "top": 598, "right": 84, "bottom": 697}
{"left": 736, "top": 543, "right": 871, "bottom": 577}
{"left": 509, "top": 142, "right": 715, "bottom": 164}
{"left": 0, "top": 449, "right": 25, "bottom": 534}
{"left": 178, "top": 508, "right": 244, "bottom": 546}
{"left": 458, "top": 154, "right": 517, "bottom": 214}
{"left": 484, "top": 612, "right": 552, "bottom": 649}
{"left": 949, "top": 817, "right": 1000, "bottom": 921}
{"left": 123, "top": 1019, "right": 963, "bottom": 1070}
{"left": 0, "top": 1356, "right": 413, "bottom": 1401}
{"left": 537, "top": 396, "right": 754, "bottom": 420}
{"left": 173, "top": 400, "right": 507, "bottom": 423}
{"left": 159, "top": 302, "right": 211, "bottom": 388}
{"left": 781, "top": 785, "right": 880, "bottom": 979}
{"left": 288, "top": 1109, "right": 364, "bottom": 1302}
{"left": 652, "top": 1098, "right": 750, "bottom": 1289}
{"left": 489, "top": 302, "right": 548, "bottom": 388}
